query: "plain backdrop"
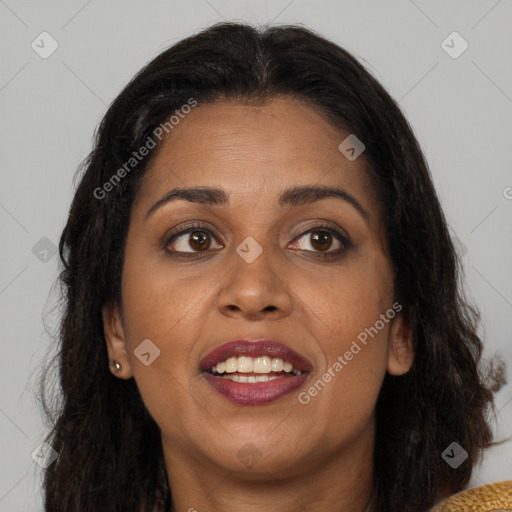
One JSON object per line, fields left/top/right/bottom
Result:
{"left": 1, "top": 1, "right": 511, "bottom": 510}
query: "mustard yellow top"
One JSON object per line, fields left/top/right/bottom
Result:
{"left": 431, "top": 481, "right": 512, "bottom": 511}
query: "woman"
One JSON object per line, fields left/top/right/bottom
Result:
{"left": 39, "top": 22, "right": 507, "bottom": 511}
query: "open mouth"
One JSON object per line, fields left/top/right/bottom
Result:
{"left": 200, "top": 339, "right": 312, "bottom": 405}
{"left": 207, "top": 355, "right": 304, "bottom": 382}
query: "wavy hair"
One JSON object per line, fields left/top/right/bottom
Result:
{"left": 39, "top": 22, "right": 497, "bottom": 512}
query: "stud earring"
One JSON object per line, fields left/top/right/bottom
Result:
{"left": 110, "top": 360, "right": 122, "bottom": 374}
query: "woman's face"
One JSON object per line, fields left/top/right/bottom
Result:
{"left": 104, "top": 96, "right": 413, "bottom": 477}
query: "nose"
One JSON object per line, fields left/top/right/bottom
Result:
{"left": 216, "top": 243, "right": 293, "bottom": 320}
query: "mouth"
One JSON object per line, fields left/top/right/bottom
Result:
{"left": 199, "top": 339, "right": 313, "bottom": 405}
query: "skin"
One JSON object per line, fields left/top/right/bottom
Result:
{"left": 103, "top": 96, "right": 414, "bottom": 512}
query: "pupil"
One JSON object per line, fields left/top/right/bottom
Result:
{"left": 190, "top": 231, "right": 210, "bottom": 251}
{"left": 311, "top": 231, "right": 331, "bottom": 251}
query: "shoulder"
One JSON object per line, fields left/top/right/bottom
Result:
{"left": 430, "top": 480, "right": 512, "bottom": 511}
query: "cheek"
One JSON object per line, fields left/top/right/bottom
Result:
{"left": 121, "top": 246, "right": 209, "bottom": 343}
{"left": 300, "top": 292, "right": 389, "bottom": 444}
{"left": 303, "top": 254, "right": 392, "bottom": 349}
{"left": 299, "top": 255, "right": 392, "bottom": 410}
{"left": 119, "top": 249, "right": 209, "bottom": 425}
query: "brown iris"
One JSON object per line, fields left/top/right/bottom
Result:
{"left": 189, "top": 231, "right": 211, "bottom": 251}
{"left": 310, "top": 231, "right": 332, "bottom": 251}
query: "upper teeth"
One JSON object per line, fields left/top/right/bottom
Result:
{"left": 211, "top": 356, "right": 302, "bottom": 375}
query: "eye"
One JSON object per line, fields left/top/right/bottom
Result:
{"left": 290, "top": 225, "right": 349, "bottom": 256}
{"left": 165, "top": 223, "right": 223, "bottom": 254}
{"left": 164, "top": 222, "right": 350, "bottom": 259}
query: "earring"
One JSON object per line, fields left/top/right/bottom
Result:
{"left": 110, "top": 360, "right": 122, "bottom": 374}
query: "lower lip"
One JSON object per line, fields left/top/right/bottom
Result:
{"left": 202, "top": 372, "right": 308, "bottom": 405}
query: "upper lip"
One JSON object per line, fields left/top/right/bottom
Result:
{"left": 199, "top": 339, "right": 313, "bottom": 373}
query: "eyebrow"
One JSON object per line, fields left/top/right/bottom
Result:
{"left": 145, "top": 185, "right": 370, "bottom": 222}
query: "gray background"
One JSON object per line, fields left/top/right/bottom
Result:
{"left": 1, "top": 0, "right": 511, "bottom": 510}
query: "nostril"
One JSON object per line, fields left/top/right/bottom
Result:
{"left": 263, "top": 305, "right": 277, "bottom": 312}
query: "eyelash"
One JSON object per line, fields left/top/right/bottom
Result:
{"left": 163, "top": 221, "right": 351, "bottom": 261}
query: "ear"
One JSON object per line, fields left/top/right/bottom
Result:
{"left": 102, "top": 302, "right": 134, "bottom": 379}
{"left": 386, "top": 309, "right": 414, "bottom": 376}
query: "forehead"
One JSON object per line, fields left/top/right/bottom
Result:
{"left": 135, "top": 96, "right": 380, "bottom": 217}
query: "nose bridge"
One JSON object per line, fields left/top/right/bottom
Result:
{"left": 216, "top": 235, "right": 293, "bottom": 318}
